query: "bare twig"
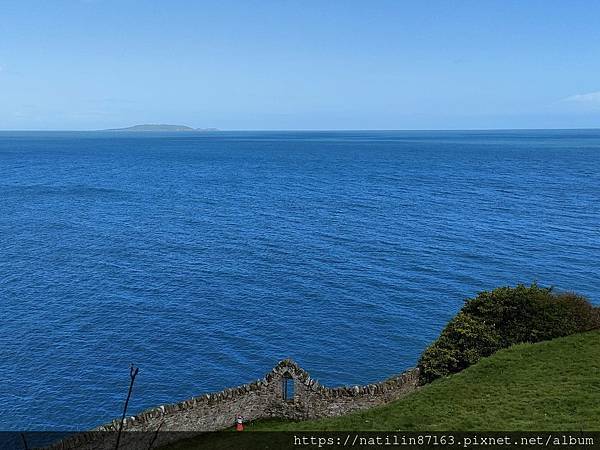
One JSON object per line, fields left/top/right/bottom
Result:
{"left": 115, "top": 364, "right": 140, "bottom": 450}
{"left": 20, "top": 433, "right": 29, "bottom": 450}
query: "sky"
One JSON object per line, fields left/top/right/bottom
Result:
{"left": 1, "top": 0, "right": 600, "bottom": 130}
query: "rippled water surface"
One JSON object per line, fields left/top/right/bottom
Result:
{"left": 1, "top": 130, "right": 599, "bottom": 430}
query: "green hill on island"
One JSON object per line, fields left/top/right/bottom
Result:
{"left": 102, "top": 124, "right": 218, "bottom": 132}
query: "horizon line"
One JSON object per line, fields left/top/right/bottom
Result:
{"left": 1, "top": 126, "right": 600, "bottom": 133}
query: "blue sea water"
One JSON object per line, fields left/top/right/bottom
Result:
{"left": 0, "top": 130, "right": 599, "bottom": 430}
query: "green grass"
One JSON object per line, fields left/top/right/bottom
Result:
{"left": 256, "top": 330, "right": 600, "bottom": 431}
{"left": 163, "top": 331, "right": 600, "bottom": 448}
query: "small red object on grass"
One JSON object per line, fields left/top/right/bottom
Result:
{"left": 236, "top": 415, "right": 244, "bottom": 431}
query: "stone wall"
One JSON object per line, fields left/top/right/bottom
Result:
{"left": 45, "top": 360, "right": 419, "bottom": 450}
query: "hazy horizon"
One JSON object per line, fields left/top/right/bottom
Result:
{"left": 1, "top": 126, "right": 600, "bottom": 132}
{"left": 2, "top": 1, "right": 600, "bottom": 130}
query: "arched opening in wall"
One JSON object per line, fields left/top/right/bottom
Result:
{"left": 282, "top": 373, "right": 294, "bottom": 401}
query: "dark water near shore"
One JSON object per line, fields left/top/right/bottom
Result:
{"left": 1, "top": 130, "right": 599, "bottom": 430}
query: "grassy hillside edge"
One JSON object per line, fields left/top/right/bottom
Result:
{"left": 249, "top": 330, "right": 600, "bottom": 431}
{"left": 165, "top": 331, "right": 599, "bottom": 449}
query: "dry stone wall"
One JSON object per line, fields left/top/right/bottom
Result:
{"left": 45, "top": 360, "right": 419, "bottom": 450}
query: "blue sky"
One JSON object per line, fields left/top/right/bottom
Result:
{"left": 1, "top": 0, "right": 600, "bottom": 130}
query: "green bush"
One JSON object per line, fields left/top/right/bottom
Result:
{"left": 418, "top": 284, "right": 599, "bottom": 384}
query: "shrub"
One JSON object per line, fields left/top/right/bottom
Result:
{"left": 418, "top": 283, "right": 599, "bottom": 384}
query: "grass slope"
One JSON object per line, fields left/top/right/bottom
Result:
{"left": 165, "top": 331, "right": 600, "bottom": 448}
{"left": 254, "top": 330, "right": 600, "bottom": 431}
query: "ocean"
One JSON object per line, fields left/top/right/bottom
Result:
{"left": 1, "top": 130, "right": 598, "bottom": 430}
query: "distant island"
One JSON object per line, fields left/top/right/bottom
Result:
{"left": 101, "top": 124, "right": 219, "bottom": 132}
